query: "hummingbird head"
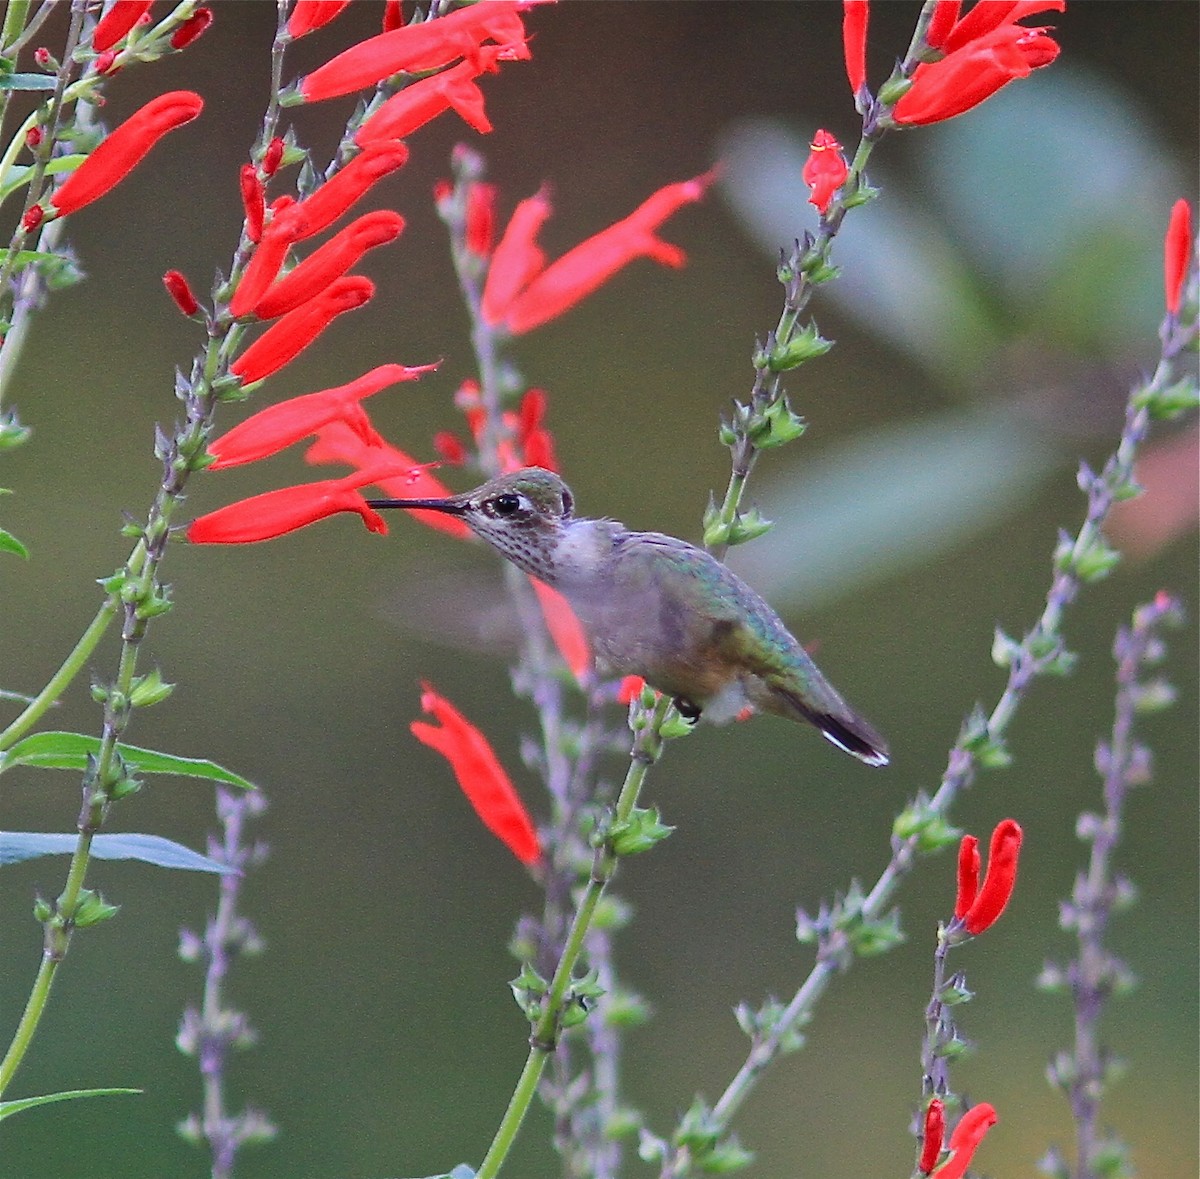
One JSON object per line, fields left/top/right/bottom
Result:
{"left": 367, "top": 467, "right": 576, "bottom": 582}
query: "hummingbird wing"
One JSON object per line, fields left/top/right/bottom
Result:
{"left": 619, "top": 533, "right": 889, "bottom": 766}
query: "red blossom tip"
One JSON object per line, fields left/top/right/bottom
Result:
{"left": 261, "top": 136, "right": 285, "bottom": 177}
{"left": 240, "top": 163, "right": 266, "bottom": 243}
{"left": 412, "top": 684, "right": 542, "bottom": 866}
{"left": 208, "top": 362, "right": 435, "bottom": 468}
{"left": 953, "top": 833, "right": 980, "bottom": 920}
{"left": 287, "top": 0, "right": 352, "bottom": 39}
{"left": 92, "top": 1, "right": 153, "bottom": 52}
{"left": 290, "top": 142, "right": 409, "bottom": 241}
{"left": 842, "top": 0, "right": 869, "bottom": 95}
{"left": 229, "top": 275, "right": 375, "bottom": 385}
{"left": 802, "top": 128, "right": 849, "bottom": 216}
{"left": 919, "top": 1098, "right": 946, "bottom": 1174}
{"left": 933, "top": 1102, "right": 997, "bottom": 1179}
{"left": 162, "top": 269, "right": 200, "bottom": 317}
{"left": 617, "top": 676, "right": 646, "bottom": 706}
{"left": 925, "top": 1, "right": 962, "bottom": 51}
{"left": 50, "top": 90, "right": 204, "bottom": 217}
{"left": 1164, "top": 198, "right": 1193, "bottom": 315}
{"left": 963, "top": 819, "right": 1022, "bottom": 935}
{"left": 170, "top": 7, "right": 213, "bottom": 50}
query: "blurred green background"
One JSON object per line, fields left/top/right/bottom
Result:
{"left": 1, "top": 3, "right": 1196, "bottom": 1177}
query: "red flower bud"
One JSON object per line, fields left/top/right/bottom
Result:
{"left": 33, "top": 47, "right": 52, "bottom": 69}
{"left": 92, "top": 50, "right": 119, "bottom": 75}
{"left": 186, "top": 462, "right": 416, "bottom": 544}
{"left": 802, "top": 128, "right": 848, "bottom": 215}
{"left": 251, "top": 209, "right": 405, "bottom": 319}
{"left": 465, "top": 181, "right": 497, "bottom": 257}
{"left": 617, "top": 676, "right": 646, "bottom": 706}
{"left": 433, "top": 431, "right": 468, "bottom": 465}
{"left": 162, "top": 269, "right": 200, "bottom": 317}
{"left": 170, "top": 7, "right": 213, "bottom": 50}
{"left": 933, "top": 1102, "right": 997, "bottom": 1179}
{"left": 1163, "top": 198, "right": 1192, "bottom": 315}
{"left": 208, "top": 362, "right": 435, "bottom": 468}
{"left": 240, "top": 163, "right": 265, "bottom": 243}
{"left": 300, "top": 1, "right": 528, "bottom": 101}
{"left": 957, "top": 819, "right": 1022, "bottom": 935}
{"left": 411, "top": 684, "right": 542, "bottom": 866}
{"left": 24, "top": 126, "right": 43, "bottom": 150}
{"left": 92, "top": 1, "right": 153, "bottom": 52}
{"left": 919, "top": 1097, "right": 945, "bottom": 1174}
{"left": 842, "top": 0, "right": 868, "bottom": 94}
{"left": 230, "top": 275, "right": 374, "bottom": 385}
{"left": 50, "top": 91, "right": 204, "bottom": 217}
{"left": 287, "top": 0, "right": 352, "bottom": 39}
{"left": 22, "top": 204, "right": 44, "bottom": 232}
{"left": 483, "top": 169, "right": 715, "bottom": 335}
{"left": 261, "top": 136, "right": 285, "bottom": 177}
{"left": 382, "top": 0, "right": 403, "bottom": 33}
{"left": 289, "top": 142, "right": 409, "bottom": 241}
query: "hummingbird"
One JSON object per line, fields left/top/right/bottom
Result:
{"left": 368, "top": 468, "right": 888, "bottom": 766}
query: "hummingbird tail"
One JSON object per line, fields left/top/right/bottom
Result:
{"left": 776, "top": 688, "right": 890, "bottom": 767}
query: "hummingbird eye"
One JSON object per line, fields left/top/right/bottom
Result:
{"left": 488, "top": 493, "right": 523, "bottom": 518}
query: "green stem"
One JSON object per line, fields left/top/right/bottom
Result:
{"left": 475, "top": 697, "right": 669, "bottom": 1179}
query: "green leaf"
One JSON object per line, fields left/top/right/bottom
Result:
{"left": 0, "top": 526, "right": 28, "bottom": 558}
{"left": 0, "top": 1088, "right": 141, "bottom": 1121}
{"left": 0, "top": 831, "right": 236, "bottom": 874}
{"left": 0, "top": 731, "right": 255, "bottom": 789}
{"left": 0, "top": 72, "right": 59, "bottom": 91}
{"left": 0, "top": 154, "right": 85, "bottom": 201}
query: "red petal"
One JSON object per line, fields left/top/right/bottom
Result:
{"left": 412, "top": 684, "right": 541, "bottom": 865}
{"left": 290, "top": 142, "right": 410, "bottom": 241}
{"left": 925, "top": 1, "right": 962, "bottom": 50}
{"left": 933, "top": 1103, "right": 997, "bottom": 1179}
{"left": 51, "top": 91, "right": 204, "bottom": 216}
{"left": 529, "top": 576, "right": 590, "bottom": 681}
{"left": 92, "top": 1, "right": 153, "bottom": 52}
{"left": 953, "top": 834, "right": 980, "bottom": 919}
{"left": 481, "top": 189, "right": 552, "bottom": 326}
{"left": 919, "top": 1098, "right": 946, "bottom": 1175}
{"left": 209, "top": 363, "right": 435, "bottom": 468}
{"left": 842, "top": 0, "right": 869, "bottom": 94}
{"left": 252, "top": 210, "right": 405, "bottom": 319}
{"left": 963, "top": 819, "right": 1022, "bottom": 934}
{"left": 1164, "top": 198, "right": 1192, "bottom": 315}
{"left": 287, "top": 0, "right": 352, "bottom": 38}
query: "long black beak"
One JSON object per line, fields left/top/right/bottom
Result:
{"left": 365, "top": 497, "right": 467, "bottom": 515}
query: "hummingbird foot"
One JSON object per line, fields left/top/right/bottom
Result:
{"left": 673, "top": 697, "right": 702, "bottom": 724}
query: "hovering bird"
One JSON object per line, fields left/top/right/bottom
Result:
{"left": 369, "top": 468, "right": 888, "bottom": 766}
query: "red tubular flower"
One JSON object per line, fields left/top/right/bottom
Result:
{"left": 240, "top": 163, "right": 265, "bottom": 243}
{"left": 289, "top": 142, "right": 409, "bottom": 241}
{"left": 617, "top": 676, "right": 646, "bottom": 706}
{"left": 299, "top": 1, "right": 528, "bottom": 102}
{"left": 925, "top": 0, "right": 962, "bottom": 50}
{"left": 162, "top": 269, "right": 200, "bottom": 316}
{"left": 92, "top": 1, "right": 153, "bottom": 52}
{"left": 251, "top": 209, "right": 406, "bottom": 319}
{"left": 894, "top": 3, "right": 1063, "bottom": 126}
{"left": 933, "top": 1103, "right": 997, "bottom": 1179}
{"left": 959, "top": 819, "right": 1023, "bottom": 935}
{"left": 802, "top": 129, "right": 848, "bottom": 215}
{"left": 261, "top": 136, "right": 285, "bottom": 177}
{"left": 287, "top": 0, "right": 352, "bottom": 39}
{"left": 186, "top": 462, "right": 416, "bottom": 544}
{"left": 305, "top": 421, "right": 472, "bottom": 540}
{"left": 353, "top": 52, "right": 500, "bottom": 146}
{"left": 411, "top": 684, "right": 541, "bottom": 866}
{"left": 953, "top": 833, "right": 980, "bottom": 920}
{"left": 529, "top": 576, "right": 590, "bottom": 682}
{"left": 230, "top": 275, "right": 375, "bottom": 385}
{"left": 433, "top": 431, "right": 467, "bottom": 465}
{"left": 50, "top": 90, "right": 204, "bottom": 217}
{"left": 483, "top": 170, "right": 716, "bottom": 336}
{"left": 466, "top": 181, "right": 497, "bottom": 257}
{"left": 382, "top": 0, "right": 403, "bottom": 34}
{"left": 208, "top": 363, "right": 436, "bottom": 469}
{"left": 170, "top": 6, "right": 212, "bottom": 50}
{"left": 919, "top": 1098, "right": 946, "bottom": 1174}
{"left": 1164, "top": 198, "right": 1192, "bottom": 315}
{"left": 229, "top": 199, "right": 308, "bottom": 318}
{"left": 842, "top": 0, "right": 868, "bottom": 94}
